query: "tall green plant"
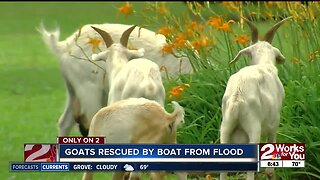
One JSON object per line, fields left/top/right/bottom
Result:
{"left": 117, "top": 1, "right": 320, "bottom": 179}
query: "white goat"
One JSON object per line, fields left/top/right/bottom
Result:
{"left": 220, "top": 17, "right": 292, "bottom": 180}
{"left": 90, "top": 25, "right": 179, "bottom": 180}
{"left": 90, "top": 25, "right": 165, "bottom": 106}
{"left": 38, "top": 23, "right": 192, "bottom": 136}
{"left": 81, "top": 97, "right": 185, "bottom": 180}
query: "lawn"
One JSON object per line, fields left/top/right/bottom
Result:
{"left": 0, "top": 2, "right": 187, "bottom": 180}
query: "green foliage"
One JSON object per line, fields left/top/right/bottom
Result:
{"left": 146, "top": 1, "right": 320, "bottom": 179}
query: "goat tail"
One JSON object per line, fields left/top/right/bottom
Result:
{"left": 225, "top": 102, "right": 240, "bottom": 124}
{"left": 37, "top": 21, "right": 66, "bottom": 56}
{"left": 167, "top": 101, "right": 185, "bottom": 128}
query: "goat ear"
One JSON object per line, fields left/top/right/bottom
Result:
{"left": 166, "top": 101, "right": 184, "bottom": 133}
{"left": 167, "top": 121, "right": 175, "bottom": 133}
{"left": 92, "top": 50, "right": 109, "bottom": 61}
{"left": 273, "top": 47, "right": 285, "bottom": 64}
{"left": 230, "top": 46, "right": 252, "bottom": 64}
{"left": 167, "top": 117, "right": 184, "bottom": 134}
{"left": 126, "top": 48, "right": 145, "bottom": 60}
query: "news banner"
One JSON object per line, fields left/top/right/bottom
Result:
{"left": 10, "top": 137, "right": 305, "bottom": 172}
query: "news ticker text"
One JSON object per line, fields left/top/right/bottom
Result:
{"left": 10, "top": 162, "right": 258, "bottom": 172}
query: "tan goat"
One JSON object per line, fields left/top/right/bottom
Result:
{"left": 82, "top": 97, "right": 186, "bottom": 180}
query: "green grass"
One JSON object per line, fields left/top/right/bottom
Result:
{"left": 158, "top": 2, "right": 320, "bottom": 179}
{"left": 0, "top": 2, "right": 187, "bottom": 180}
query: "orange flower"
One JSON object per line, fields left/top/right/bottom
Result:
{"left": 217, "top": 20, "right": 235, "bottom": 33}
{"left": 172, "top": 34, "right": 186, "bottom": 48}
{"left": 161, "top": 44, "right": 174, "bottom": 54}
{"left": 168, "top": 84, "right": 190, "bottom": 102}
{"left": 207, "top": 16, "right": 222, "bottom": 29}
{"left": 86, "top": 36, "right": 102, "bottom": 53}
{"left": 118, "top": 2, "right": 133, "bottom": 18}
{"left": 200, "top": 35, "right": 210, "bottom": 47}
{"left": 183, "top": 21, "right": 204, "bottom": 39}
{"left": 158, "top": 27, "right": 171, "bottom": 38}
{"left": 190, "top": 21, "right": 204, "bottom": 31}
{"left": 233, "top": 34, "right": 249, "bottom": 46}
{"left": 191, "top": 41, "right": 201, "bottom": 51}
{"left": 190, "top": 35, "right": 211, "bottom": 51}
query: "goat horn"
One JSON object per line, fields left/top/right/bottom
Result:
{"left": 120, "top": 25, "right": 137, "bottom": 47}
{"left": 241, "top": 16, "right": 259, "bottom": 44}
{"left": 91, "top": 26, "right": 113, "bottom": 48}
{"left": 263, "top": 16, "right": 293, "bottom": 43}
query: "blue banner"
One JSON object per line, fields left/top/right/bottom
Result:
{"left": 10, "top": 162, "right": 258, "bottom": 172}
{"left": 59, "top": 144, "right": 257, "bottom": 159}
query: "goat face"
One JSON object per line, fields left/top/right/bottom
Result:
{"left": 91, "top": 26, "right": 145, "bottom": 62}
{"left": 233, "top": 41, "right": 286, "bottom": 65}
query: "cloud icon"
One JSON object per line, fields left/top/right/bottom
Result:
{"left": 123, "top": 164, "right": 134, "bottom": 172}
